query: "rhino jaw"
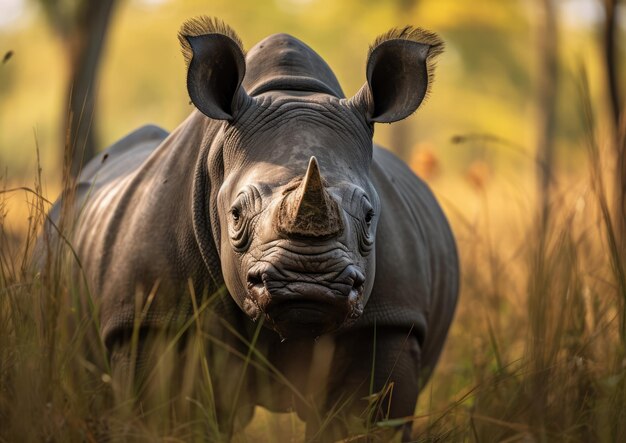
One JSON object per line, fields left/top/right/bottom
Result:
{"left": 245, "top": 255, "right": 365, "bottom": 338}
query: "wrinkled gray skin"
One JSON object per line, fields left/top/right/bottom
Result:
{"left": 44, "top": 30, "right": 458, "bottom": 441}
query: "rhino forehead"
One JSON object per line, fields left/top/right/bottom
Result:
{"left": 221, "top": 96, "right": 373, "bottom": 173}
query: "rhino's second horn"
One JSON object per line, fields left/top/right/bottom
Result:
{"left": 277, "top": 156, "right": 343, "bottom": 238}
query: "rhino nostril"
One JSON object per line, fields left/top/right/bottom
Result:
{"left": 340, "top": 266, "right": 365, "bottom": 296}
{"left": 352, "top": 270, "right": 365, "bottom": 291}
{"left": 247, "top": 272, "right": 264, "bottom": 289}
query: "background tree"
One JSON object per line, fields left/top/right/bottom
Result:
{"left": 536, "top": 0, "right": 558, "bottom": 227}
{"left": 600, "top": 0, "right": 625, "bottom": 251}
{"left": 37, "top": 0, "right": 118, "bottom": 177}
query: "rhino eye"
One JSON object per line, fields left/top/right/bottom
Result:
{"left": 228, "top": 186, "right": 263, "bottom": 252}
{"left": 358, "top": 197, "right": 374, "bottom": 255}
{"left": 230, "top": 206, "right": 241, "bottom": 222}
{"left": 229, "top": 204, "right": 250, "bottom": 251}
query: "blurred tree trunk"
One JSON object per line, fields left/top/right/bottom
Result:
{"left": 601, "top": 0, "right": 626, "bottom": 250}
{"left": 603, "top": 0, "right": 621, "bottom": 127}
{"left": 618, "top": 114, "right": 626, "bottom": 253}
{"left": 536, "top": 0, "right": 558, "bottom": 227}
{"left": 531, "top": 3, "right": 559, "bottom": 431}
{"left": 39, "top": 0, "right": 117, "bottom": 177}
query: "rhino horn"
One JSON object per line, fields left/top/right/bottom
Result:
{"left": 277, "top": 157, "right": 344, "bottom": 238}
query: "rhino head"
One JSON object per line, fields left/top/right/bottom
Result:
{"left": 179, "top": 17, "right": 442, "bottom": 339}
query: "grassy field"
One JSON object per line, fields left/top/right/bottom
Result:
{"left": 1, "top": 82, "right": 626, "bottom": 443}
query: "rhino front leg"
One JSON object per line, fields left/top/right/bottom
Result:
{"left": 304, "top": 327, "right": 422, "bottom": 442}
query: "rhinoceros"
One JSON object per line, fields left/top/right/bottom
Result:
{"left": 43, "top": 16, "right": 458, "bottom": 441}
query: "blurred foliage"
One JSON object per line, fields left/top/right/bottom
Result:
{"left": 34, "top": 0, "right": 117, "bottom": 176}
{"left": 1, "top": 0, "right": 622, "bottom": 181}
{"left": 36, "top": 0, "right": 91, "bottom": 38}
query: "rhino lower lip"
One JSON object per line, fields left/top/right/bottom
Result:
{"left": 245, "top": 260, "right": 366, "bottom": 331}
{"left": 247, "top": 265, "right": 364, "bottom": 301}
{"left": 247, "top": 278, "right": 352, "bottom": 309}
{"left": 245, "top": 272, "right": 365, "bottom": 337}
{"left": 264, "top": 288, "right": 356, "bottom": 337}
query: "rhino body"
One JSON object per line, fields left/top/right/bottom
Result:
{"left": 44, "top": 19, "right": 458, "bottom": 440}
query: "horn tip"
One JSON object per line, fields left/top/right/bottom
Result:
{"left": 304, "top": 156, "right": 321, "bottom": 183}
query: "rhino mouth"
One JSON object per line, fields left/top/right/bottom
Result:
{"left": 246, "top": 257, "right": 365, "bottom": 338}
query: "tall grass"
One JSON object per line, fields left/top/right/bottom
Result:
{"left": 410, "top": 74, "right": 626, "bottom": 442}
{"left": 2, "top": 75, "right": 626, "bottom": 442}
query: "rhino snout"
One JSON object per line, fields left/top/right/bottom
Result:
{"left": 246, "top": 264, "right": 364, "bottom": 299}
{"left": 245, "top": 259, "right": 365, "bottom": 337}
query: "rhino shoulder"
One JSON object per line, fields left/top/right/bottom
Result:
{"left": 370, "top": 144, "right": 457, "bottom": 271}
{"left": 365, "top": 145, "right": 458, "bottom": 359}
{"left": 79, "top": 124, "right": 169, "bottom": 183}
{"left": 370, "top": 145, "right": 431, "bottom": 202}
{"left": 39, "top": 125, "right": 170, "bottom": 262}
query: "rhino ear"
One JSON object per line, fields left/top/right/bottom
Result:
{"left": 179, "top": 17, "right": 248, "bottom": 121}
{"left": 351, "top": 27, "right": 443, "bottom": 124}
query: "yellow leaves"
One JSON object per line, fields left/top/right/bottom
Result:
{"left": 410, "top": 143, "right": 440, "bottom": 181}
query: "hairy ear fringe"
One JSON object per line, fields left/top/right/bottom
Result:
{"left": 369, "top": 26, "right": 444, "bottom": 58}
{"left": 369, "top": 26, "right": 444, "bottom": 103}
{"left": 178, "top": 16, "right": 245, "bottom": 66}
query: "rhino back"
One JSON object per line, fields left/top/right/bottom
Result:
{"left": 45, "top": 125, "right": 168, "bottom": 228}
{"left": 79, "top": 124, "right": 169, "bottom": 184}
{"left": 363, "top": 146, "right": 459, "bottom": 374}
